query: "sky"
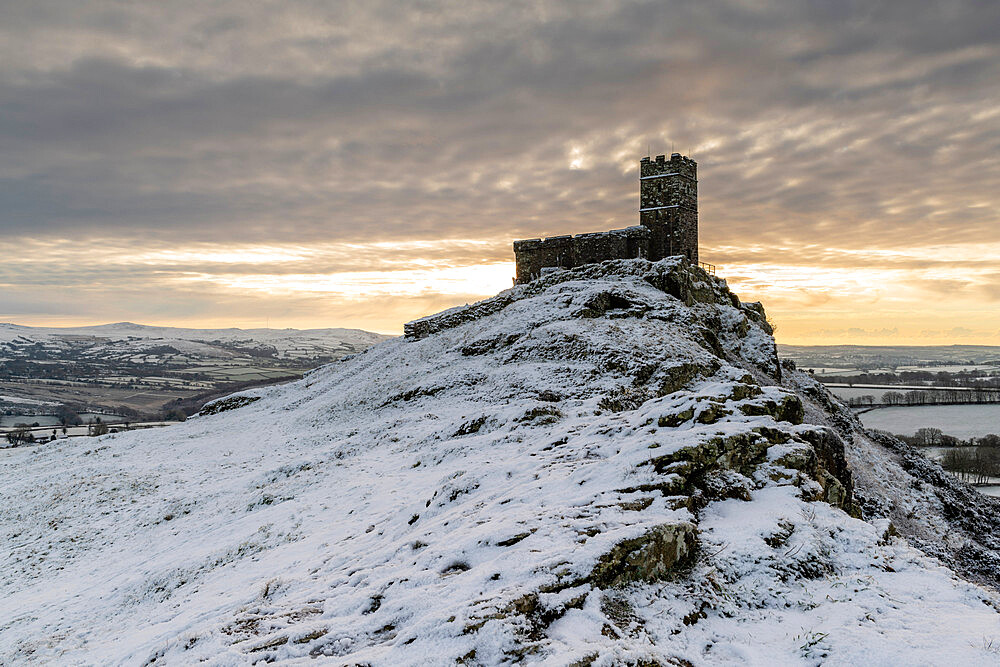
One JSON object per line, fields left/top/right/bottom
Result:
{"left": 1, "top": 1, "right": 998, "bottom": 343}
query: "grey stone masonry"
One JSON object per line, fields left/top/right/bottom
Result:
{"left": 512, "top": 226, "right": 649, "bottom": 285}
{"left": 513, "top": 154, "right": 698, "bottom": 283}
{"left": 639, "top": 153, "right": 698, "bottom": 264}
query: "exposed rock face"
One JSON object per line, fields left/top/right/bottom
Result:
{"left": 408, "top": 258, "right": 780, "bottom": 377}
{"left": 785, "top": 368, "right": 1000, "bottom": 589}
{"left": 6, "top": 257, "right": 1000, "bottom": 666}
{"left": 589, "top": 522, "right": 699, "bottom": 587}
{"left": 395, "top": 258, "right": 867, "bottom": 652}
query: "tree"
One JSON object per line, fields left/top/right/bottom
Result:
{"left": 56, "top": 405, "right": 82, "bottom": 426}
{"left": 163, "top": 408, "right": 187, "bottom": 422}
{"left": 882, "top": 391, "right": 905, "bottom": 406}
{"left": 5, "top": 424, "right": 35, "bottom": 446}
{"left": 942, "top": 449, "right": 973, "bottom": 481}
{"left": 914, "top": 427, "right": 943, "bottom": 446}
{"left": 88, "top": 418, "right": 109, "bottom": 437}
{"left": 847, "top": 395, "right": 879, "bottom": 408}
{"left": 978, "top": 434, "right": 1000, "bottom": 448}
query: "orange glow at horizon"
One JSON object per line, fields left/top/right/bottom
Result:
{"left": 2, "top": 235, "right": 998, "bottom": 344}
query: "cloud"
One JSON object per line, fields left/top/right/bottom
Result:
{"left": 0, "top": 1, "right": 998, "bottom": 337}
{"left": 810, "top": 327, "right": 900, "bottom": 338}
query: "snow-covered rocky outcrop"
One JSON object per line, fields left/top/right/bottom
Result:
{"left": 3, "top": 258, "right": 1000, "bottom": 665}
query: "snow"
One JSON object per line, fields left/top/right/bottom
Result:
{"left": 0, "top": 322, "right": 391, "bottom": 359}
{"left": 645, "top": 486, "right": 1000, "bottom": 665}
{"left": 0, "top": 394, "right": 59, "bottom": 406}
{"left": 860, "top": 404, "right": 1000, "bottom": 440}
{"left": 2, "top": 259, "right": 999, "bottom": 665}
{"left": 638, "top": 172, "right": 682, "bottom": 180}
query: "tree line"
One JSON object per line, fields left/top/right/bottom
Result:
{"left": 941, "top": 448, "right": 1000, "bottom": 485}
{"left": 847, "top": 388, "right": 1000, "bottom": 407}
{"left": 814, "top": 369, "right": 1000, "bottom": 388}
{"left": 4, "top": 416, "right": 115, "bottom": 446}
{"left": 884, "top": 427, "right": 1000, "bottom": 485}
{"left": 890, "top": 427, "right": 1000, "bottom": 448}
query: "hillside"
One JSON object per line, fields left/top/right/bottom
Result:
{"left": 0, "top": 322, "right": 388, "bottom": 358}
{"left": 0, "top": 323, "right": 390, "bottom": 420}
{"left": 3, "top": 258, "right": 1000, "bottom": 665}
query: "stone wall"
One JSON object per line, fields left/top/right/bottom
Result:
{"left": 513, "top": 226, "right": 650, "bottom": 284}
{"left": 404, "top": 293, "right": 520, "bottom": 340}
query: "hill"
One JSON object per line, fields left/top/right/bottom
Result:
{"left": 0, "top": 323, "right": 390, "bottom": 420}
{"left": 778, "top": 344, "right": 1000, "bottom": 372}
{"left": 3, "top": 258, "right": 1000, "bottom": 665}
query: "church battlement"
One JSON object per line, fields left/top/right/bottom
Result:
{"left": 513, "top": 154, "right": 699, "bottom": 283}
{"left": 640, "top": 152, "right": 697, "bottom": 176}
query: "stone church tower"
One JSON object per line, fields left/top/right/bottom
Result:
{"left": 639, "top": 153, "right": 698, "bottom": 263}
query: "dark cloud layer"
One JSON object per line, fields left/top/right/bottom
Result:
{"left": 1, "top": 1, "right": 998, "bottom": 338}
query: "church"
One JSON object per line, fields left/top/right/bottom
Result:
{"left": 513, "top": 153, "right": 700, "bottom": 284}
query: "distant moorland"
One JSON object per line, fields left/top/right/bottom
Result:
{"left": 0, "top": 323, "right": 390, "bottom": 427}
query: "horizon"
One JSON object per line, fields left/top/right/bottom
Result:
{"left": 6, "top": 315, "right": 1000, "bottom": 350}
{"left": 1, "top": 2, "right": 998, "bottom": 344}
{"left": 0, "top": 320, "right": 386, "bottom": 334}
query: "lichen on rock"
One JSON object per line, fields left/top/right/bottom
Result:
{"left": 588, "top": 522, "right": 699, "bottom": 588}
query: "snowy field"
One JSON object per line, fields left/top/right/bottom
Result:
{"left": 799, "top": 367, "right": 860, "bottom": 377}
{"left": 897, "top": 364, "right": 1000, "bottom": 373}
{"left": 0, "top": 412, "right": 124, "bottom": 428}
{"left": 0, "top": 394, "right": 59, "bottom": 406}
{"left": 860, "top": 404, "right": 1000, "bottom": 440}
{"left": 827, "top": 386, "right": 886, "bottom": 401}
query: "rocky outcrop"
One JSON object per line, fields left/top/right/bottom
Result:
{"left": 406, "top": 257, "right": 781, "bottom": 377}
{"left": 13, "top": 257, "right": 999, "bottom": 665}
{"left": 589, "top": 522, "right": 699, "bottom": 587}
